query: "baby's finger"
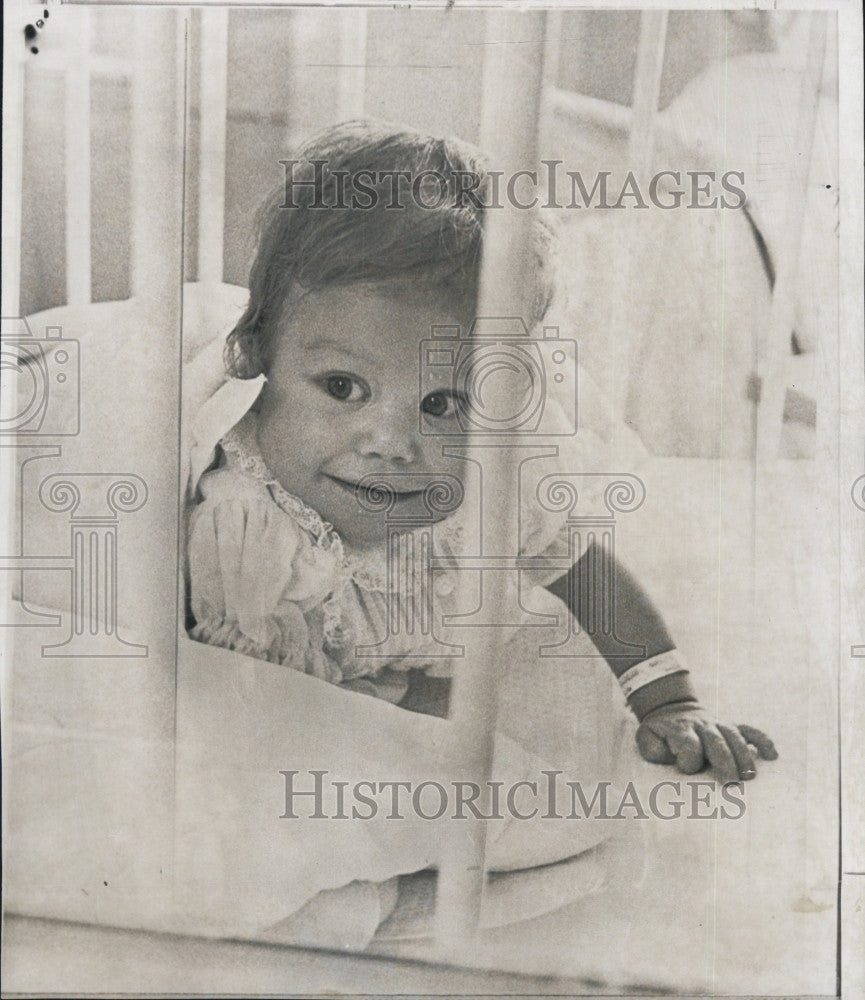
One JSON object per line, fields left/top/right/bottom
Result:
{"left": 636, "top": 724, "right": 677, "bottom": 765}
{"left": 696, "top": 724, "right": 739, "bottom": 784}
{"left": 737, "top": 725, "right": 779, "bottom": 760}
{"left": 666, "top": 728, "right": 705, "bottom": 774}
{"left": 717, "top": 724, "right": 757, "bottom": 780}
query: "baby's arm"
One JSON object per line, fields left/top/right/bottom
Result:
{"left": 545, "top": 543, "right": 778, "bottom": 783}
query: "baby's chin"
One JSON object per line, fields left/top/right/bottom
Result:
{"left": 329, "top": 503, "right": 452, "bottom": 551}
{"left": 323, "top": 495, "right": 459, "bottom": 553}
{"left": 332, "top": 517, "right": 391, "bottom": 551}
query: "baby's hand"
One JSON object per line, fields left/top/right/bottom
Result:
{"left": 635, "top": 703, "right": 778, "bottom": 783}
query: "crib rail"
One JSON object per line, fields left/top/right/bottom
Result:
{"left": 627, "top": 11, "right": 668, "bottom": 180}
{"left": 337, "top": 8, "right": 367, "bottom": 120}
{"left": 64, "top": 14, "right": 92, "bottom": 309}
{"left": 197, "top": 9, "right": 229, "bottom": 288}
{"left": 754, "top": 12, "right": 828, "bottom": 461}
{"left": 434, "top": 7, "right": 671, "bottom": 951}
{"left": 2, "top": 1, "right": 27, "bottom": 316}
{"left": 433, "top": 11, "right": 548, "bottom": 955}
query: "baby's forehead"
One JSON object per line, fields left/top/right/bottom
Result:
{"left": 296, "top": 335, "right": 376, "bottom": 364}
{"left": 289, "top": 280, "right": 476, "bottom": 347}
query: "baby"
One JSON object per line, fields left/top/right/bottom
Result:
{"left": 187, "top": 119, "right": 776, "bottom": 787}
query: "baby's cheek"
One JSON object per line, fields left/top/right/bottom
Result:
{"left": 262, "top": 383, "right": 324, "bottom": 442}
{"left": 426, "top": 452, "right": 471, "bottom": 525}
{"left": 258, "top": 395, "right": 321, "bottom": 483}
{"left": 419, "top": 441, "right": 467, "bottom": 479}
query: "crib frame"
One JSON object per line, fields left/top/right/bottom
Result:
{"left": 2, "top": 0, "right": 832, "bottom": 961}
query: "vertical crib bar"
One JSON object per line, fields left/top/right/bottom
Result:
{"left": 0, "top": 0, "right": 26, "bottom": 639}
{"left": 130, "top": 9, "right": 183, "bottom": 309}
{"left": 65, "top": 9, "right": 93, "bottom": 309}
{"left": 127, "top": 7, "right": 184, "bottom": 923}
{"left": 543, "top": 7, "right": 563, "bottom": 91}
{"left": 627, "top": 11, "right": 669, "bottom": 179}
{"left": 198, "top": 9, "right": 229, "bottom": 286}
{"left": 0, "top": 0, "right": 26, "bottom": 316}
{"left": 608, "top": 11, "right": 668, "bottom": 429}
{"left": 434, "top": 9, "right": 547, "bottom": 955}
{"left": 754, "top": 13, "right": 828, "bottom": 462}
{"left": 1, "top": 0, "right": 25, "bottom": 317}
{"left": 750, "top": 20, "right": 830, "bottom": 856}
{"left": 337, "top": 8, "right": 367, "bottom": 119}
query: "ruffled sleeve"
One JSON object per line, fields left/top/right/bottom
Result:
{"left": 187, "top": 467, "right": 343, "bottom": 680}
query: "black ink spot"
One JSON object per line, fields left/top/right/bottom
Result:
{"left": 103, "top": 880, "right": 109, "bottom": 886}
{"left": 825, "top": 184, "right": 831, "bottom": 189}
{"left": 25, "top": 12, "right": 49, "bottom": 54}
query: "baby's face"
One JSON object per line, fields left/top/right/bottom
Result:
{"left": 257, "top": 281, "right": 474, "bottom": 548}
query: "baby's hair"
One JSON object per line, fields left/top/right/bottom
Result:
{"left": 225, "top": 119, "right": 560, "bottom": 379}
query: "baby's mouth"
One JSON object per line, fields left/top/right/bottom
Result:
{"left": 325, "top": 474, "right": 425, "bottom": 501}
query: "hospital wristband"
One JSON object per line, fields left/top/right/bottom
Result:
{"left": 618, "top": 650, "right": 691, "bottom": 700}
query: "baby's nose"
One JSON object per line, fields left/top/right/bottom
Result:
{"left": 354, "top": 404, "right": 420, "bottom": 464}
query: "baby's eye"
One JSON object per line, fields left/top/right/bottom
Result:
{"left": 421, "top": 390, "right": 463, "bottom": 419}
{"left": 322, "top": 374, "right": 368, "bottom": 402}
